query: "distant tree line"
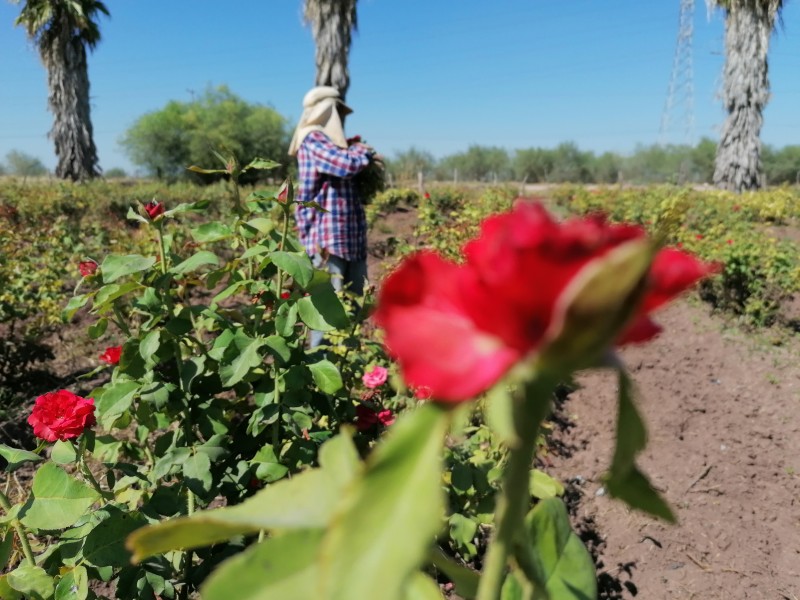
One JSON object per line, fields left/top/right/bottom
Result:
{"left": 385, "top": 140, "right": 800, "bottom": 186}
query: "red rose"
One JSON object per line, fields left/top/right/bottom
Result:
{"left": 355, "top": 405, "right": 394, "bottom": 431}
{"left": 347, "top": 135, "right": 362, "bottom": 145}
{"left": 28, "top": 390, "right": 96, "bottom": 442}
{"left": 78, "top": 260, "right": 98, "bottom": 277}
{"left": 376, "top": 409, "right": 395, "bottom": 427}
{"left": 99, "top": 345, "right": 122, "bottom": 365}
{"left": 144, "top": 201, "right": 165, "bottom": 220}
{"left": 280, "top": 291, "right": 291, "bottom": 300}
{"left": 423, "top": 192, "right": 431, "bottom": 200}
{"left": 375, "top": 201, "right": 718, "bottom": 402}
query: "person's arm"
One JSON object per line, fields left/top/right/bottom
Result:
{"left": 305, "top": 131, "right": 371, "bottom": 178}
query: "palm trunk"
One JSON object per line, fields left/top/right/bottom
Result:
{"left": 305, "top": 0, "right": 357, "bottom": 100}
{"left": 713, "top": 3, "right": 775, "bottom": 192}
{"left": 45, "top": 15, "right": 100, "bottom": 181}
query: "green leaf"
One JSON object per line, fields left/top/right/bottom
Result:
{"left": 270, "top": 251, "right": 314, "bottom": 289}
{"left": 530, "top": 470, "right": 564, "bottom": 500}
{"left": 240, "top": 243, "right": 270, "bottom": 260}
{"left": 55, "top": 566, "right": 88, "bottom": 600}
{"left": 605, "top": 370, "right": 675, "bottom": 522}
{"left": 485, "top": 385, "right": 516, "bottom": 445}
{"left": 244, "top": 217, "right": 274, "bottom": 234}
{"left": 0, "top": 444, "right": 43, "bottom": 472}
{"left": 87, "top": 317, "right": 108, "bottom": 340}
{"left": 97, "top": 381, "right": 139, "bottom": 427}
{"left": 191, "top": 222, "right": 233, "bottom": 243}
{"left": 126, "top": 206, "right": 148, "bottom": 224}
{"left": 0, "top": 575, "right": 23, "bottom": 600}
{"left": 514, "top": 497, "right": 596, "bottom": 600}
{"left": 101, "top": 254, "right": 157, "bottom": 284}
{"left": 94, "top": 281, "right": 140, "bottom": 309}
{"left": 184, "top": 452, "right": 213, "bottom": 495}
{"left": 187, "top": 165, "right": 228, "bottom": 175}
{"left": 428, "top": 547, "right": 479, "bottom": 599}
{"left": 201, "top": 530, "right": 324, "bottom": 600}
{"left": 20, "top": 463, "right": 100, "bottom": 530}
{"left": 243, "top": 158, "right": 281, "bottom": 172}
{"left": 308, "top": 360, "right": 343, "bottom": 394}
{"left": 319, "top": 403, "right": 450, "bottom": 600}
{"left": 170, "top": 251, "right": 219, "bottom": 275}
{"left": 139, "top": 330, "right": 161, "bottom": 364}
{"left": 275, "top": 302, "right": 298, "bottom": 336}
{"left": 51, "top": 440, "right": 78, "bottom": 465}
{"left": 6, "top": 564, "right": 54, "bottom": 600}
{"left": 127, "top": 433, "right": 360, "bottom": 561}
{"left": 251, "top": 444, "right": 289, "bottom": 483}
{"left": 62, "top": 294, "right": 89, "bottom": 322}
{"left": 297, "top": 287, "right": 349, "bottom": 332}
{"left": 219, "top": 333, "right": 266, "bottom": 387}
{"left": 0, "top": 531, "right": 13, "bottom": 570}
{"left": 402, "top": 572, "right": 445, "bottom": 600}
{"left": 82, "top": 507, "right": 146, "bottom": 568}
{"left": 449, "top": 513, "right": 478, "bottom": 547}
{"left": 264, "top": 335, "right": 291, "bottom": 364}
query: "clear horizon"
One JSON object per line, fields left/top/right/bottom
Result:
{"left": 1, "top": 1, "right": 799, "bottom": 174}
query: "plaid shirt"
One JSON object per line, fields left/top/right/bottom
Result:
{"left": 294, "top": 130, "right": 371, "bottom": 261}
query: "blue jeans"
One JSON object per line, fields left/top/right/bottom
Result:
{"left": 308, "top": 254, "right": 368, "bottom": 349}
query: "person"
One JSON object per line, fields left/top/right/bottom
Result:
{"left": 289, "top": 85, "right": 374, "bottom": 347}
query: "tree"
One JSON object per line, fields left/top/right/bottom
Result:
{"left": 121, "top": 86, "right": 290, "bottom": 182}
{"left": 709, "top": 0, "right": 784, "bottom": 192}
{"left": 14, "top": 0, "right": 108, "bottom": 181}
{"left": 387, "top": 147, "right": 436, "bottom": 182}
{"left": 513, "top": 148, "right": 555, "bottom": 183}
{"left": 5, "top": 150, "right": 48, "bottom": 177}
{"left": 303, "top": 0, "right": 358, "bottom": 99}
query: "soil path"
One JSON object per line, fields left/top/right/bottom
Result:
{"left": 551, "top": 301, "right": 800, "bottom": 599}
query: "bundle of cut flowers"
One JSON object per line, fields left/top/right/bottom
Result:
{"left": 349, "top": 135, "right": 386, "bottom": 205}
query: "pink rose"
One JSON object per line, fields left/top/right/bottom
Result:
{"left": 362, "top": 365, "right": 388, "bottom": 389}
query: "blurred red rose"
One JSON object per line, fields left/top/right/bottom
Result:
{"left": 375, "top": 201, "right": 718, "bottom": 402}
{"left": 28, "top": 390, "right": 96, "bottom": 442}
{"left": 99, "top": 345, "right": 122, "bottom": 365}
{"left": 78, "top": 260, "right": 98, "bottom": 277}
{"left": 145, "top": 201, "right": 165, "bottom": 219}
{"left": 355, "top": 404, "right": 395, "bottom": 431}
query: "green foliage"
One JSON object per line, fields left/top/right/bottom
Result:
{"left": 104, "top": 167, "right": 128, "bottom": 179}
{"left": 121, "top": 86, "right": 290, "bottom": 183}
{"left": 5, "top": 150, "right": 48, "bottom": 177}
{"left": 554, "top": 184, "right": 800, "bottom": 326}
{"left": 386, "top": 147, "right": 436, "bottom": 182}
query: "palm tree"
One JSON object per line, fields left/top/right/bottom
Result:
{"left": 303, "top": 0, "right": 358, "bottom": 99}
{"left": 710, "top": 0, "right": 784, "bottom": 192}
{"left": 14, "top": 0, "right": 108, "bottom": 181}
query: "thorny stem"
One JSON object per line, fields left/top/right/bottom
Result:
{"left": 476, "top": 376, "right": 556, "bottom": 600}
{"left": 0, "top": 489, "right": 35, "bottom": 567}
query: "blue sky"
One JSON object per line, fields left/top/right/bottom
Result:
{"left": 1, "top": 1, "right": 799, "bottom": 174}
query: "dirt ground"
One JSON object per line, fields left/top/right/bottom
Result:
{"left": 368, "top": 201, "right": 800, "bottom": 599}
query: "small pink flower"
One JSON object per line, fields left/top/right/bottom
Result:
{"left": 727, "top": 239, "right": 733, "bottom": 245}
{"left": 362, "top": 365, "right": 388, "bottom": 389}
{"left": 99, "top": 346, "right": 122, "bottom": 365}
{"left": 78, "top": 260, "right": 98, "bottom": 277}
{"left": 144, "top": 201, "right": 165, "bottom": 220}
{"left": 695, "top": 234, "right": 704, "bottom": 241}
{"left": 280, "top": 291, "right": 291, "bottom": 299}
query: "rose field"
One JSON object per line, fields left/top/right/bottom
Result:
{"left": 1, "top": 172, "right": 799, "bottom": 599}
